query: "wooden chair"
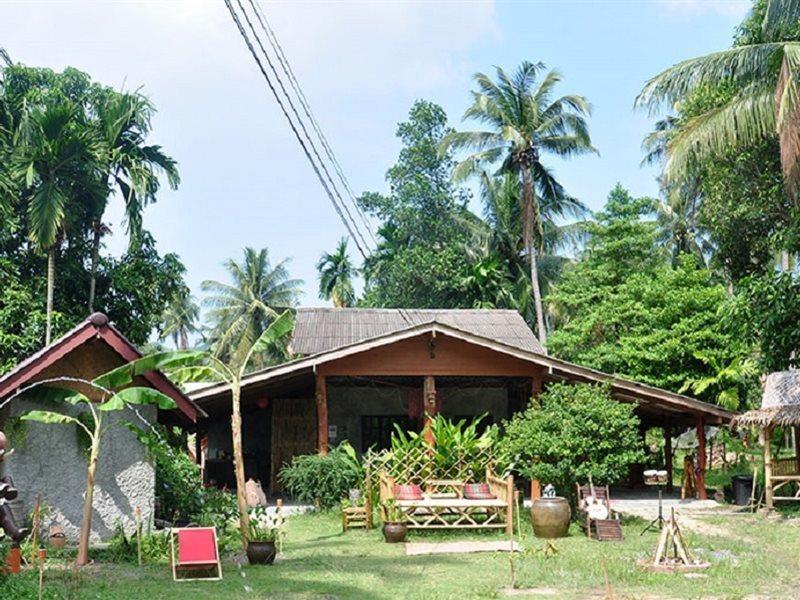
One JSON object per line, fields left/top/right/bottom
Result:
{"left": 576, "top": 483, "right": 622, "bottom": 541}
{"left": 170, "top": 527, "right": 222, "bottom": 581}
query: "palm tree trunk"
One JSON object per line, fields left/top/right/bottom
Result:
{"left": 88, "top": 224, "right": 101, "bottom": 312}
{"left": 45, "top": 246, "right": 55, "bottom": 346}
{"left": 76, "top": 422, "right": 101, "bottom": 567}
{"left": 521, "top": 167, "right": 547, "bottom": 346}
{"left": 230, "top": 378, "right": 250, "bottom": 547}
{"left": 179, "top": 329, "right": 188, "bottom": 350}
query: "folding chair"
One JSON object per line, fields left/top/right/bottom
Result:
{"left": 170, "top": 526, "right": 222, "bottom": 581}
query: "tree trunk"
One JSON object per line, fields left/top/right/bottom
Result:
{"left": 179, "top": 329, "right": 188, "bottom": 351}
{"left": 45, "top": 246, "right": 55, "bottom": 346}
{"left": 521, "top": 167, "right": 546, "bottom": 346}
{"left": 76, "top": 424, "right": 101, "bottom": 566}
{"left": 230, "top": 379, "right": 250, "bottom": 546}
{"left": 88, "top": 224, "right": 101, "bottom": 312}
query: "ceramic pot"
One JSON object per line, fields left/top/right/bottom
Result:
{"left": 531, "top": 497, "right": 571, "bottom": 538}
{"left": 49, "top": 533, "right": 67, "bottom": 550}
{"left": 382, "top": 522, "right": 408, "bottom": 543}
{"left": 246, "top": 540, "right": 276, "bottom": 565}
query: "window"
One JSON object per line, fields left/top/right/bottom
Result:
{"left": 361, "top": 415, "right": 417, "bottom": 452}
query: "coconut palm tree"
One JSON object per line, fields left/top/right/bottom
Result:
{"left": 636, "top": 0, "right": 800, "bottom": 197}
{"left": 317, "top": 238, "right": 356, "bottom": 307}
{"left": 441, "top": 61, "right": 596, "bottom": 344}
{"left": 202, "top": 247, "right": 302, "bottom": 368}
{"left": 88, "top": 91, "right": 179, "bottom": 310}
{"left": 160, "top": 290, "right": 200, "bottom": 349}
{"left": 15, "top": 100, "right": 100, "bottom": 344}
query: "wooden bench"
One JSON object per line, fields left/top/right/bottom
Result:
{"left": 770, "top": 457, "right": 800, "bottom": 501}
{"left": 379, "top": 468, "right": 514, "bottom": 534}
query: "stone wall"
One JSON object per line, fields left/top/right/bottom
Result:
{"left": 0, "top": 398, "right": 156, "bottom": 543}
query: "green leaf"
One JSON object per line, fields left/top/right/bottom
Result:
{"left": 170, "top": 365, "right": 222, "bottom": 385}
{"left": 249, "top": 311, "right": 294, "bottom": 356}
{"left": 20, "top": 410, "right": 79, "bottom": 426}
{"left": 108, "top": 387, "right": 177, "bottom": 411}
{"left": 94, "top": 350, "right": 207, "bottom": 390}
{"left": 25, "top": 163, "right": 34, "bottom": 187}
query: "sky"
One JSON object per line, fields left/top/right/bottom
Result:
{"left": 1, "top": 0, "right": 752, "bottom": 311}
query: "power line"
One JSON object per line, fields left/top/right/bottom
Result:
{"left": 225, "top": 0, "right": 371, "bottom": 259}
{"left": 249, "top": 0, "right": 377, "bottom": 246}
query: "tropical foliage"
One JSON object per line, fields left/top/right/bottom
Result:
{"left": 279, "top": 443, "right": 364, "bottom": 509}
{"left": 317, "top": 237, "right": 356, "bottom": 307}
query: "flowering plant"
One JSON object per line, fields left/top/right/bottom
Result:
{"left": 245, "top": 506, "right": 285, "bottom": 543}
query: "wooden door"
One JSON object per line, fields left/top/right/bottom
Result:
{"left": 270, "top": 397, "right": 317, "bottom": 492}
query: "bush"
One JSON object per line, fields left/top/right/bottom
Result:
{"left": 498, "top": 383, "right": 645, "bottom": 499}
{"left": 279, "top": 443, "right": 362, "bottom": 508}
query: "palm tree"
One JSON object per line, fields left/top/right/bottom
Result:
{"left": 88, "top": 91, "right": 179, "bottom": 310}
{"left": 160, "top": 290, "right": 200, "bottom": 349}
{"left": 441, "top": 61, "right": 596, "bottom": 344}
{"left": 317, "top": 238, "right": 356, "bottom": 307}
{"left": 16, "top": 100, "right": 100, "bottom": 344}
{"left": 202, "top": 247, "right": 302, "bottom": 368}
{"left": 636, "top": 0, "right": 800, "bottom": 198}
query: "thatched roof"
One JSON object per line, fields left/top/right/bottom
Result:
{"left": 732, "top": 370, "right": 800, "bottom": 428}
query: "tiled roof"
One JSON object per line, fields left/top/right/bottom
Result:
{"left": 291, "top": 308, "right": 543, "bottom": 355}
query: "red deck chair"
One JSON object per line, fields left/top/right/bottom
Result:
{"left": 170, "top": 527, "right": 222, "bottom": 581}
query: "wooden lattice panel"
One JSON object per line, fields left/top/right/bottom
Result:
{"left": 270, "top": 397, "right": 317, "bottom": 492}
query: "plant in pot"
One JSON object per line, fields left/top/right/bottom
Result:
{"left": 245, "top": 506, "right": 285, "bottom": 565}
{"left": 381, "top": 499, "right": 407, "bottom": 543}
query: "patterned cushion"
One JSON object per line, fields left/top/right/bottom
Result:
{"left": 394, "top": 484, "right": 424, "bottom": 501}
{"left": 464, "top": 483, "right": 496, "bottom": 500}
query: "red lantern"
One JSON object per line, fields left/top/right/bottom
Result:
{"left": 257, "top": 397, "right": 269, "bottom": 410}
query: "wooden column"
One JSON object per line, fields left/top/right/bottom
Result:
{"left": 695, "top": 416, "right": 707, "bottom": 500}
{"left": 316, "top": 374, "right": 329, "bottom": 455}
{"left": 794, "top": 426, "right": 800, "bottom": 475}
{"left": 423, "top": 375, "right": 437, "bottom": 446}
{"left": 664, "top": 426, "right": 674, "bottom": 494}
{"left": 764, "top": 426, "right": 774, "bottom": 511}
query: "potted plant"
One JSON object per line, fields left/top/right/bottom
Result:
{"left": 381, "top": 499, "right": 407, "bottom": 543}
{"left": 245, "top": 506, "right": 284, "bottom": 565}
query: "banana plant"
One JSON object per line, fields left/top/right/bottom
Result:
{"left": 96, "top": 311, "right": 293, "bottom": 547}
{"left": 19, "top": 369, "right": 184, "bottom": 567}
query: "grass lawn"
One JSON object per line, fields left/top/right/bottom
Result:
{"left": 4, "top": 508, "right": 800, "bottom": 599}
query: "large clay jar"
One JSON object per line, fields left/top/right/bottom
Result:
{"left": 246, "top": 540, "right": 276, "bottom": 565}
{"left": 531, "top": 497, "right": 571, "bottom": 538}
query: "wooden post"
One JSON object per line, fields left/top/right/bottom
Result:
{"left": 423, "top": 375, "right": 437, "bottom": 446}
{"left": 530, "top": 479, "right": 541, "bottom": 501}
{"left": 316, "top": 374, "right": 329, "bottom": 455}
{"left": 664, "top": 426, "right": 674, "bottom": 494}
{"left": 695, "top": 416, "right": 707, "bottom": 500}
{"left": 794, "top": 426, "right": 800, "bottom": 475}
{"left": 764, "top": 426, "right": 774, "bottom": 511}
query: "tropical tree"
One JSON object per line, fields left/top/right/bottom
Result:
{"left": 442, "top": 61, "right": 595, "bottom": 343}
{"left": 15, "top": 358, "right": 185, "bottom": 566}
{"left": 636, "top": 0, "right": 800, "bottom": 199}
{"left": 88, "top": 91, "right": 179, "bottom": 310}
{"left": 14, "top": 99, "right": 101, "bottom": 344}
{"left": 160, "top": 289, "right": 200, "bottom": 349}
{"left": 317, "top": 237, "right": 356, "bottom": 307}
{"left": 202, "top": 247, "right": 302, "bottom": 367}
{"left": 169, "top": 311, "right": 294, "bottom": 544}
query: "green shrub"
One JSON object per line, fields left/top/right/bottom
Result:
{"left": 498, "top": 383, "right": 645, "bottom": 499}
{"left": 104, "top": 524, "right": 171, "bottom": 564}
{"left": 279, "top": 443, "right": 362, "bottom": 508}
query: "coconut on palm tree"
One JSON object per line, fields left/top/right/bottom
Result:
{"left": 636, "top": 0, "right": 800, "bottom": 198}
{"left": 441, "top": 61, "right": 596, "bottom": 344}
{"left": 317, "top": 237, "right": 356, "bottom": 307}
{"left": 202, "top": 247, "right": 302, "bottom": 368}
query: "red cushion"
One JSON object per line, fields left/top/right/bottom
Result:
{"left": 464, "top": 483, "right": 496, "bottom": 500}
{"left": 177, "top": 528, "right": 218, "bottom": 564}
{"left": 394, "top": 484, "right": 423, "bottom": 500}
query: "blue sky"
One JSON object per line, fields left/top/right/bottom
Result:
{"left": 2, "top": 0, "right": 750, "bottom": 310}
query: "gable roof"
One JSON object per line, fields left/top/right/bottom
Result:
{"left": 191, "top": 319, "right": 734, "bottom": 424}
{"left": 0, "top": 313, "right": 204, "bottom": 425}
{"left": 291, "top": 308, "right": 544, "bottom": 355}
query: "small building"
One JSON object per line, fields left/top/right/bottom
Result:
{"left": 0, "top": 313, "right": 202, "bottom": 541}
{"left": 190, "top": 308, "right": 735, "bottom": 497}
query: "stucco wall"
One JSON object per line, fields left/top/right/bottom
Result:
{"left": 0, "top": 398, "right": 156, "bottom": 543}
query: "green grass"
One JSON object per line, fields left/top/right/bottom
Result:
{"left": 4, "top": 509, "right": 800, "bottom": 599}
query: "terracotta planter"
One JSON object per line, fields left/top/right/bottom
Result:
{"left": 531, "top": 497, "right": 571, "bottom": 538}
{"left": 246, "top": 540, "right": 276, "bottom": 565}
{"left": 382, "top": 522, "right": 407, "bottom": 543}
{"left": 49, "top": 534, "right": 67, "bottom": 550}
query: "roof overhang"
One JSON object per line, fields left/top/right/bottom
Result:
{"left": 189, "top": 321, "right": 734, "bottom": 424}
{"left": 0, "top": 313, "right": 205, "bottom": 426}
